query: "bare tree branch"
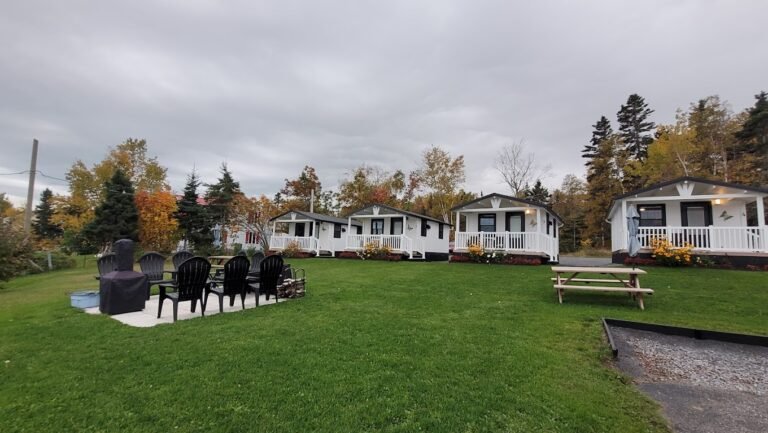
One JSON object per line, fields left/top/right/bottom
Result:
{"left": 495, "top": 141, "right": 551, "bottom": 197}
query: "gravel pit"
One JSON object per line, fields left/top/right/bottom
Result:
{"left": 610, "top": 327, "right": 768, "bottom": 433}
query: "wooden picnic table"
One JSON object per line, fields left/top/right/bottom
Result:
{"left": 551, "top": 266, "right": 653, "bottom": 310}
{"left": 208, "top": 255, "right": 234, "bottom": 269}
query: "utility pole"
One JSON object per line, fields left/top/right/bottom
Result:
{"left": 23, "top": 139, "right": 39, "bottom": 234}
{"left": 309, "top": 188, "right": 314, "bottom": 213}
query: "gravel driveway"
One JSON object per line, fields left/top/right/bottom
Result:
{"left": 610, "top": 327, "right": 768, "bottom": 433}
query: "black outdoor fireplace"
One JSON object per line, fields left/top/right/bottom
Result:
{"left": 99, "top": 239, "right": 148, "bottom": 315}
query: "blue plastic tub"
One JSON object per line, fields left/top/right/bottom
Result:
{"left": 70, "top": 290, "right": 100, "bottom": 309}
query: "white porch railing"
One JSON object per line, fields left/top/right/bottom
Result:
{"left": 636, "top": 226, "right": 767, "bottom": 252}
{"left": 454, "top": 231, "right": 558, "bottom": 260}
{"left": 269, "top": 235, "right": 319, "bottom": 253}
{"left": 346, "top": 234, "right": 404, "bottom": 251}
{"left": 346, "top": 234, "right": 424, "bottom": 258}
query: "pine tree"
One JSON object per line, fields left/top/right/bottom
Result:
{"left": 82, "top": 169, "right": 139, "bottom": 251}
{"left": 32, "top": 188, "right": 63, "bottom": 240}
{"left": 583, "top": 116, "right": 612, "bottom": 167}
{"left": 583, "top": 135, "right": 621, "bottom": 247}
{"left": 617, "top": 94, "right": 655, "bottom": 161}
{"left": 524, "top": 180, "right": 550, "bottom": 205}
{"left": 175, "top": 170, "right": 212, "bottom": 250}
{"left": 205, "top": 163, "right": 241, "bottom": 226}
{"left": 734, "top": 91, "right": 768, "bottom": 184}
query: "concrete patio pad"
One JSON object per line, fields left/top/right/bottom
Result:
{"left": 84, "top": 292, "right": 284, "bottom": 327}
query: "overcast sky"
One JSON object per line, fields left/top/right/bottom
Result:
{"left": 2, "top": 0, "right": 766, "bottom": 206}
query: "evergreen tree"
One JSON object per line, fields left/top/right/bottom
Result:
{"left": 32, "top": 188, "right": 63, "bottom": 240}
{"left": 617, "top": 94, "right": 655, "bottom": 161}
{"left": 205, "top": 163, "right": 241, "bottom": 226}
{"left": 82, "top": 169, "right": 138, "bottom": 251}
{"left": 583, "top": 135, "right": 621, "bottom": 247}
{"left": 735, "top": 91, "right": 768, "bottom": 184}
{"left": 175, "top": 170, "right": 212, "bottom": 250}
{"left": 583, "top": 116, "right": 612, "bottom": 167}
{"left": 523, "top": 180, "right": 550, "bottom": 205}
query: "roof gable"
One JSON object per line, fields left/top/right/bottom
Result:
{"left": 347, "top": 203, "right": 450, "bottom": 225}
{"left": 270, "top": 210, "right": 360, "bottom": 226}
{"left": 451, "top": 193, "right": 563, "bottom": 222}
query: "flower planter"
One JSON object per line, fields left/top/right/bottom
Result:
{"left": 70, "top": 290, "right": 100, "bottom": 309}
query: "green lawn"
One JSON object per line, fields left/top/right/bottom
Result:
{"left": 0, "top": 260, "right": 766, "bottom": 433}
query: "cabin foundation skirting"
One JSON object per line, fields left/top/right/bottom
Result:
{"left": 612, "top": 251, "right": 768, "bottom": 269}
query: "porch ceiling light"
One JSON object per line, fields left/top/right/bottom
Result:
{"left": 713, "top": 199, "right": 722, "bottom": 205}
{"left": 525, "top": 208, "right": 531, "bottom": 214}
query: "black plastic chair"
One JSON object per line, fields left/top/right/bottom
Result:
{"left": 158, "top": 257, "right": 210, "bottom": 322}
{"left": 204, "top": 256, "right": 250, "bottom": 312}
{"left": 171, "top": 251, "right": 194, "bottom": 270}
{"left": 94, "top": 253, "right": 117, "bottom": 280}
{"left": 259, "top": 255, "right": 284, "bottom": 303}
{"left": 138, "top": 252, "right": 174, "bottom": 300}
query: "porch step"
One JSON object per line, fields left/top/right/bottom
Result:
{"left": 409, "top": 252, "right": 425, "bottom": 260}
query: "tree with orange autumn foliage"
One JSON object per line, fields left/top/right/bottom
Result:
{"left": 135, "top": 190, "right": 180, "bottom": 252}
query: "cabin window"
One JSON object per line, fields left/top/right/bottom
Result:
{"left": 638, "top": 204, "right": 666, "bottom": 227}
{"left": 333, "top": 224, "right": 342, "bottom": 239}
{"left": 438, "top": 223, "right": 444, "bottom": 239}
{"left": 546, "top": 214, "right": 550, "bottom": 235}
{"left": 371, "top": 219, "right": 384, "bottom": 235}
{"left": 421, "top": 218, "right": 428, "bottom": 237}
{"left": 478, "top": 214, "right": 496, "bottom": 232}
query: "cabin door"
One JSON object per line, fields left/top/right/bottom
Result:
{"left": 294, "top": 223, "right": 305, "bottom": 237}
{"left": 506, "top": 212, "right": 525, "bottom": 249}
{"left": 391, "top": 219, "right": 403, "bottom": 235}
{"left": 680, "top": 202, "right": 712, "bottom": 248}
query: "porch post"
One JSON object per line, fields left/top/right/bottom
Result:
{"left": 312, "top": 221, "right": 318, "bottom": 254}
{"left": 347, "top": 216, "right": 352, "bottom": 249}
{"left": 621, "top": 200, "right": 627, "bottom": 251}
{"left": 757, "top": 197, "right": 767, "bottom": 252}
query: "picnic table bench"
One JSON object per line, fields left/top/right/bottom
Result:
{"left": 551, "top": 266, "right": 653, "bottom": 310}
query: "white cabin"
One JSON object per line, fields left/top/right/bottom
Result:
{"left": 269, "top": 210, "right": 361, "bottom": 257}
{"left": 452, "top": 193, "right": 561, "bottom": 262}
{"left": 344, "top": 204, "right": 450, "bottom": 260}
{"left": 608, "top": 177, "right": 768, "bottom": 262}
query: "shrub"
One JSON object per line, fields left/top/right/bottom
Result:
{"left": 466, "top": 244, "right": 505, "bottom": 264}
{"left": 360, "top": 241, "right": 391, "bottom": 260}
{"left": 650, "top": 238, "right": 692, "bottom": 266}
{"left": 0, "top": 221, "right": 33, "bottom": 284}
{"left": 281, "top": 241, "right": 302, "bottom": 258}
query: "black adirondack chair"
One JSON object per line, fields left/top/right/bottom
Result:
{"left": 95, "top": 253, "right": 117, "bottom": 280}
{"left": 171, "top": 251, "right": 194, "bottom": 270}
{"left": 204, "top": 256, "right": 250, "bottom": 312}
{"left": 259, "top": 255, "right": 284, "bottom": 303}
{"left": 138, "top": 252, "right": 174, "bottom": 300}
{"left": 158, "top": 257, "right": 210, "bottom": 322}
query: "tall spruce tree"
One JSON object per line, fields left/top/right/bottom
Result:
{"left": 583, "top": 135, "right": 621, "bottom": 247}
{"left": 32, "top": 188, "right": 63, "bottom": 240}
{"left": 617, "top": 94, "right": 655, "bottom": 161}
{"left": 734, "top": 91, "right": 768, "bottom": 184}
{"left": 583, "top": 116, "right": 612, "bottom": 167}
{"left": 175, "top": 170, "right": 212, "bottom": 250}
{"left": 205, "top": 163, "right": 241, "bottom": 246}
{"left": 82, "top": 169, "right": 138, "bottom": 251}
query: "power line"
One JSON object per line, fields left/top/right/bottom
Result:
{"left": 0, "top": 169, "right": 67, "bottom": 182}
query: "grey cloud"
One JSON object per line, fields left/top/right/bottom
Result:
{"left": 1, "top": 0, "right": 766, "bottom": 205}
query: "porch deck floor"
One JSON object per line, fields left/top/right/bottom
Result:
{"left": 84, "top": 293, "right": 283, "bottom": 328}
